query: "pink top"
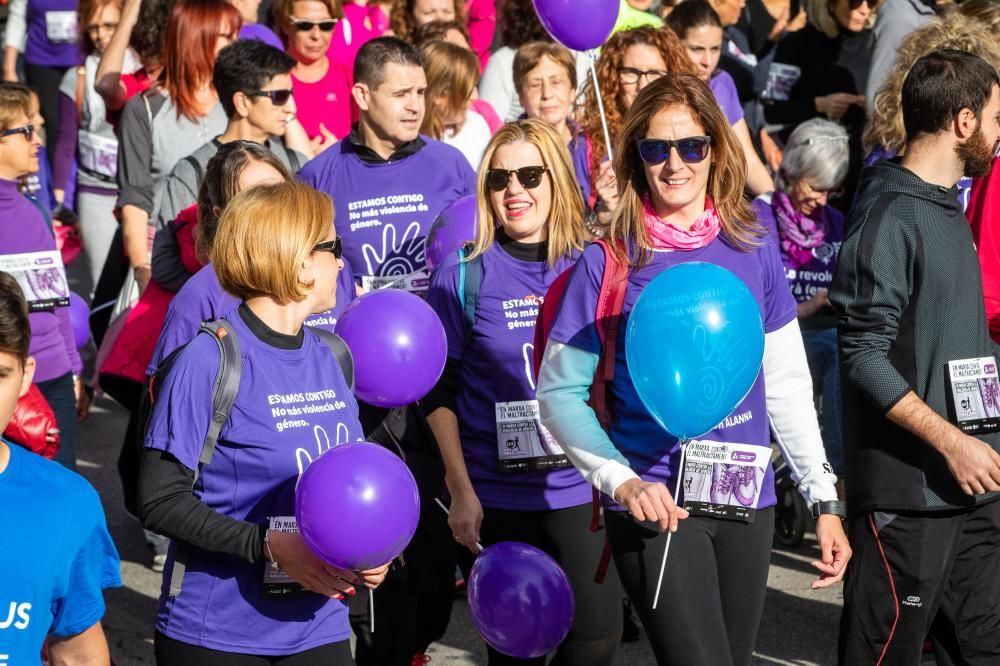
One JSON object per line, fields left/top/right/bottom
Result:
{"left": 465, "top": 0, "right": 495, "bottom": 72}
{"left": 292, "top": 60, "right": 353, "bottom": 140}
{"left": 328, "top": 2, "right": 390, "bottom": 83}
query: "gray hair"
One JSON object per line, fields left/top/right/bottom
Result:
{"left": 776, "top": 119, "right": 850, "bottom": 192}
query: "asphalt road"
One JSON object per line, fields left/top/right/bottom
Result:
{"left": 76, "top": 395, "right": 850, "bottom": 666}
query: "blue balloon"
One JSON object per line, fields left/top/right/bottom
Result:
{"left": 625, "top": 262, "right": 764, "bottom": 439}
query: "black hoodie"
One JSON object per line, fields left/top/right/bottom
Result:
{"left": 831, "top": 159, "right": 1000, "bottom": 515}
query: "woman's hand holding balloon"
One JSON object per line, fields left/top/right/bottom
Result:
{"left": 613, "top": 478, "right": 690, "bottom": 533}
{"left": 448, "top": 489, "right": 484, "bottom": 554}
{"left": 265, "top": 530, "right": 357, "bottom": 599}
{"left": 595, "top": 161, "right": 620, "bottom": 226}
{"left": 355, "top": 562, "right": 391, "bottom": 589}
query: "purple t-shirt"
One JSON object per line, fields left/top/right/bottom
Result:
{"left": 145, "top": 309, "right": 364, "bottom": 654}
{"left": 548, "top": 234, "right": 796, "bottom": 511}
{"left": 709, "top": 70, "right": 744, "bottom": 126}
{"left": 752, "top": 195, "right": 844, "bottom": 303}
{"left": 568, "top": 127, "right": 592, "bottom": 209}
{"left": 239, "top": 23, "right": 284, "bottom": 50}
{"left": 298, "top": 138, "right": 475, "bottom": 293}
{"left": 25, "top": 0, "right": 80, "bottom": 67}
{"left": 426, "top": 243, "right": 592, "bottom": 511}
{"left": 149, "top": 258, "right": 356, "bottom": 373}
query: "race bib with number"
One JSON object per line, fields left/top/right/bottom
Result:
{"left": 45, "top": 11, "right": 77, "bottom": 43}
{"left": 947, "top": 357, "right": 1000, "bottom": 435}
{"left": 495, "top": 399, "right": 570, "bottom": 473}
{"left": 679, "top": 440, "right": 768, "bottom": 523}
{"left": 764, "top": 63, "right": 802, "bottom": 102}
{"left": 0, "top": 251, "right": 69, "bottom": 312}
{"left": 262, "top": 516, "right": 306, "bottom": 598}
{"left": 77, "top": 131, "right": 118, "bottom": 180}
{"left": 361, "top": 268, "right": 430, "bottom": 295}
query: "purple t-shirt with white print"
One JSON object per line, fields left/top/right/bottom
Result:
{"left": 26, "top": 0, "right": 80, "bottom": 67}
{"left": 426, "top": 243, "right": 592, "bottom": 511}
{"left": 548, "top": 233, "right": 796, "bottom": 511}
{"left": 709, "top": 70, "right": 744, "bottom": 126}
{"left": 298, "top": 138, "right": 475, "bottom": 293}
{"left": 148, "top": 258, "right": 356, "bottom": 373}
{"left": 145, "top": 308, "right": 364, "bottom": 655}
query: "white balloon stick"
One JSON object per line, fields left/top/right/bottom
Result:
{"left": 588, "top": 49, "right": 614, "bottom": 164}
{"left": 434, "top": 497, "right": 484, "bottom": 552}
{"left": 652, "top": 441, "right": 687, "bottom": 611}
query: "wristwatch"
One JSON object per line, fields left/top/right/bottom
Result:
{"left": 811, "top": 500, "right": 847, "bottom": 519}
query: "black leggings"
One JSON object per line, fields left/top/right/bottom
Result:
{"left": 472, "top": 503, "right": 623, "bottom": 666}
{"left": 607, "top": 508, "right": 775, "bottom": 666}
{"left": 24, "top": 63, "right": 69, "bottom": 150}
{"left": 154, "top": 632, "right": 353, "bottom": 665}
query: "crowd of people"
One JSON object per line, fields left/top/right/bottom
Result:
{"left": 4, "top": 0, "right": 1000, "bottom": 664}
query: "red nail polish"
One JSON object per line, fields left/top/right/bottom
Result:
{"left": 347, "top": 588, "right": 356, "bottom": 596}
{"left": 334, "top": 594, "right": 343, "bottom": 600}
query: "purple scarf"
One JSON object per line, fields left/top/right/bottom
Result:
{"left": 772, "top": 189, "right": 828, "bottom": 268}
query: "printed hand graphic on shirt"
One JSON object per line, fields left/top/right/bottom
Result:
{"left": 361, "top": 221, "right": 426, "bottom": 277}
{"left": 295, "top": 422, "right": 352, "bottom": 477}
{"left": 523, "top": 342, "right": 536, "bottom": 391}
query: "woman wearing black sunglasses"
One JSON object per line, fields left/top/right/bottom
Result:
{"left": 424, "top": 119, "right": 623, "bottom": 666}
{"left": 275, "top": 0, "right": 350, "bottom": 147}
{"left": 537, "top": 74, "right": 850, "bottom": 665}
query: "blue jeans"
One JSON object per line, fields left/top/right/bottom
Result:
{"left": 802, "top": 327, "right": 843, "bottom": 476}
{"left": 36, "top": 372, "right": 77, "bottom": 471}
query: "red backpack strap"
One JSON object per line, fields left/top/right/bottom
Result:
{"left": 531, "top": 265, "right": 574, "bottom": 381}
{"left": 590, "top": 238, "right": 629, "bottom": 431}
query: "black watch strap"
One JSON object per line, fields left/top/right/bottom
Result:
{"left": 811, "top": 500, "right": 847, "bottom": 519}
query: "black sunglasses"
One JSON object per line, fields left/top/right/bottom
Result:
{"left": 313, "top": 237, "right": 343, "bottom": 259}
{"left": 1, "top": 124, "right": 34, "bottom": 141}
{"left": 485, "top": 166, "right": 548, "bottom": 192}
{"left": 251, "top": 89, "right": 294, "bottom": 105}
{"left": 636, "top": 136, "right": 712, "bottom": 165}
{"left": 291, "top": 17, "right": 338, "bottom": 31}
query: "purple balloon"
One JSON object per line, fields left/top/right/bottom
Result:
{"left": 334, "top": 289, "right": 447, "bottom": 408}
{"left": 468, "top": 542, "right": 575, "bottom": 659}
{"left": 532, "top": 0, "right": 618, "bottom": 51}
{"left": 296, "top": 442, "right": 420, "bottom": 570}
{"left": 68, "top": 292, "right": 89, "bottom": 349}
{"left": 425, "top": 195, "right": 477, "bottom": 271}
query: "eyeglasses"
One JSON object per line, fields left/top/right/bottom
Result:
{"left": 636, "top": 136, "right": 712, "bottom": 165}
{"left": 85, "top": 21, "right": 118, "bottom": 35}
{"left": 800, "top": 179, "right": 843, "bottom": 201}
{"left": 291, "top": 17, "right": 338, "bottom": 31}
{"left": 1, "top": 124, "right": 35, "bottom": 142}
{"left": 485, "top": 166, "right": 548, "bottom": 192}
{"left": 313, "top": 237, "right": 343, "bottom": 258}
{"left": 618, "top": 67, "right": 668, "bottom": 86}
{"left": 251, "top": 89, "right": 294, "bottom": 105}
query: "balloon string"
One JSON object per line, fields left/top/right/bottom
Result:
{"left": 652, "top": 440, "right": 687, "bottom": 611}
{"left": 434, "top": 497, "right": 484, "bottom": 552}
{"left": 588, "top": 49, "right": 614, "bottom": 164}
{"left": 370, "top": 587, "right": 375, "bottom": 634}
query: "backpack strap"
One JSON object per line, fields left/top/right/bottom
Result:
{"left": 590, "top": 238, "right": 629, "bottom": 432}
{"left": 458, "top": 245, "right": 483, "bottom": 344}
{"left": 309, "top": 327, "right": 354, "bottom": 391}
{"left": 75, "top": 65, "right": 86, "bottom": 120}
{"left": 183, "top": 155, "right": 204, "bottom": 193}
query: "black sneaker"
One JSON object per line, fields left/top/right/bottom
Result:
{"left": 621, "top": 598, "right": 640, "bottom": 643}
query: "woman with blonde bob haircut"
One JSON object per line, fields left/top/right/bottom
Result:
{"left": 425, "top": 119, "right": 621, "bottom": 665}
{"left": 139, "top": 180, "right": 388, "bottom": 665}
{"left": 537, "top": 74, "right": 850, "bottom": 665}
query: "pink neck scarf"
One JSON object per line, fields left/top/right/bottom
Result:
{"left": 643, "top": 195, "right": 721, "bottom": 251}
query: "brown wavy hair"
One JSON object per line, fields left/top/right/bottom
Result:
{"left": 578, "top": 26, "right": 697, "bottom": 184}
{"left": 610, "top": 73, "right": 759, "bottom": 267}
{"left": 419, "top": 40, "right": 480, "bottom": 139}
{"left": 468, "top": 119, "right": 587, "bottom": 267}
{"left": 389, "top": 0, "right": 466, "bottom": 44}
{"left": 864, "top": 13, "right": 1000, "bottom": 155}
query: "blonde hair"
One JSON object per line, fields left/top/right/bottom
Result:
{"left": 0, "top": 83, "right": 33, "bottom": 133}
{"left": 419, "top": 40, "right": 479, "bottom": 139}
{"left": 864, "top": 13, "right": 1000, "bottom": 154}
{"left": 611, "top": 73, "right": 759, "bottom": 267}
{"left": 212, "top": 181, "right": 333, "bottom": 302}
{"left": 468, "top": 119, "right": 587, "bottom": 267}
{"left": 960, "top": 0, "right": 1000, "bottom": 34}
{"left": 807, "top": 0, "right": 879, "bottom": 38}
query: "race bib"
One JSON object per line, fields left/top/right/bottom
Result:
{"left": 0, "top": 251, "right": 69, "bottom": 312}
{"left": 262, "top": 516, "right": 306, "bottom": 598}
{"left": 77, "top": 131, "right": 118, "bottom": 180}
{"left": 764, "top": 63, "right": 801, "bottom": 102}
{"left": 679, "top": 440, "right": 768, "bottom": 523}
{"left": 361, "top": 268, "right": 430, "bottom": 295}
{"left": 495, "top": 400, "right": 570, "bottom": 472}
{"left": 45, "top": 11, "right": 77, "bottom": 43}
{"left": 947, "top": 357, "right": 1000, "bottom": 435}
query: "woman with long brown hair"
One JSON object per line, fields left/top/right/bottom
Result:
{"left": 538, "top": 73, "right": 850, "bottom": 664}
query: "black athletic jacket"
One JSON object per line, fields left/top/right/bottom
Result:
{"left": 831, "top": 159, "right": 1000, "bottom": 515}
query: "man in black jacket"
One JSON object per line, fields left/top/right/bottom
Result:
{"left": 832, "top": 49, "right": 1000, "bottom": 664}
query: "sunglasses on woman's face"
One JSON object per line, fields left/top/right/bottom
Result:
{"left": 313, "top": 237, "right": 343, "bottom": 258}
{"left": 291, "top": 17, "right": 338, "bottom": 31}
{"left": 251, "top": 89, "right": 294, "bottom": 106}
{"left": 485, "top": 166, "right": 548, "bottom": 192}
{"left": 635, "top": 136, "right": 712, "bottom": 165}
{"left": 1, "top": 124, "right": 35, "bottom": 142}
